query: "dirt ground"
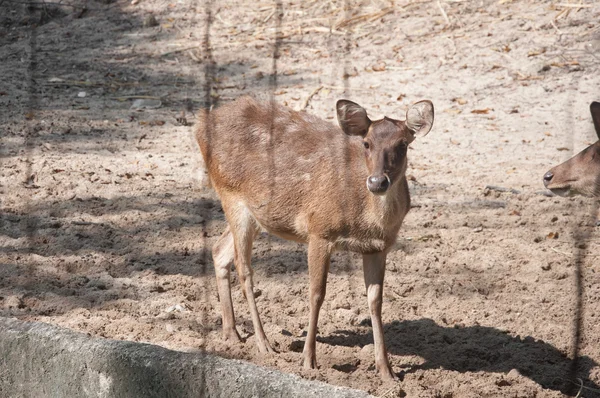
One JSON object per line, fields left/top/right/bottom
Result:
{"left": 1, "top": 0, "right": 600, "bottom": 396}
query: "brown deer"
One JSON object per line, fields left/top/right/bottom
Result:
{"left": 544, "top": 102, "right": 600, "bottom": 197}
{"left": 195, "top": 96, "right": 434, "bottom": 380}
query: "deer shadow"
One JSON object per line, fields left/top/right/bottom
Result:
{"left": 318, "top": 318, "right": 600, "bottom": 396}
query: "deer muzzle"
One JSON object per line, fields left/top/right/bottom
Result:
{"left": 367, "top": 174, "right": 391, "bottom": 195}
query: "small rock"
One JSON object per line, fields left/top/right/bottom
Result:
{"left": 371, "top": 61, "right": 386, "bottom": 72}
{"left": 77, "top": 91, "right": 87, "bottom": 98}
{"left": 131, "top": 99, "right": 162, "bottom": 110}
{"left": 507, "top": 368, "right": 522, "bottom": 378}
{"left": 87, "top": 279, "right": 107, "bottom": 290}
{"left": 155, "top": 312, "right": 175, "bottom": 320}
{"left": 143, "top": 15, "right": 158, "bottom": 27}
{"left": 5, "top": 295, "right": 25, "bottom": 309}
{"left": 165, "top": 303, "right": 188, "bottom": 313}
{"left": 165, "top": 323, "right": 175, "bottom": 333}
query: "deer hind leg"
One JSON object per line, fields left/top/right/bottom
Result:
{"left": 212, "top": 225, "right": 241, "bottom": 342}
{"left": 226, "top": 202, "right": 274, "bottom": 353}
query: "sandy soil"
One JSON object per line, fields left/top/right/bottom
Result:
{"left": 1, "top": 0, "right": 600, "bottom": 396}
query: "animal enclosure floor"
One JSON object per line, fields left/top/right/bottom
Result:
{"left": 1, "top": 0, "right": 600, "bottom": 396}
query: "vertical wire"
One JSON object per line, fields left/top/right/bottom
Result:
{"left": 198, "top": 0, "right": 216, "bottom": 343}
{"left": 264, "top": 0, "right": 283, "bottom": 276}
{"left": 340, "top": 0, "right": 357, "bottom": 305}
{"left": 25, "top": 3, "right": 39, "bottom": 258}
{"left": 567, "top": 229, "right": 586, "bottom": 394}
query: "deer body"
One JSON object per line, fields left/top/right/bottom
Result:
{"left": 196, "top": 96, "right": 433, "bottom": 380}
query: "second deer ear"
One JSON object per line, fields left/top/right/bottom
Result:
{"left": 336, "top": 100, "right": 371, "bottom": 137}
{"left": 590, "top": 102, "right": 600, "bottom": 140}
{"left": 406, "top": 100, "right": 434, "bottom": 138}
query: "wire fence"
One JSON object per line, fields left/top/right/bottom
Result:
{"left": 2, "top": 0, "right": 598, "bottom": 395}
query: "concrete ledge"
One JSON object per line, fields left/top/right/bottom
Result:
{"left": 0, "top": 317, "right": 372, "bottom": 398}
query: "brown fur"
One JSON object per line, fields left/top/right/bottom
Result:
{"left": 195, "top": 96, "right": 434, "bottom": 380}
{"left": 544, "top": 102, "right": 600, "bottom": 197}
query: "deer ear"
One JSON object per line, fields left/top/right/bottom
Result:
{"left": 336, "top": 100, "right": 371, "bottom": 137}
{"left": 590, "top": 102, "right": 600, "bottom": 140}
{"left": 406, "top": 100, "right": 434, "bottom": 138}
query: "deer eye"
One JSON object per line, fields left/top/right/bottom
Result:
{"left": 363, "top": 141, "right": 370, "bottom": 149}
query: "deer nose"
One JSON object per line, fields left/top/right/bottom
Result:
{"left": 543, "top": 171, "right": 554, "bottom": 187}
{"left": 367, "top": 175, "right": 390, "bottom": 194}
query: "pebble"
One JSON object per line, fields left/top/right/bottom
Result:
{"left": 165, "top": 303, "right": 188, "bottom": 313}
{"left": 143, "top": 15, "right": 159, "bottom": 28}
{"left": 507, "top": 368, "right": 522, "bottom": 378}
{"left": 131, "top": 99, "right": 162, "bottom": 110}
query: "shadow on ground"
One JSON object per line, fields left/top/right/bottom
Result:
{"left": 317, "top": 318, "right": 600, "bottom": 396}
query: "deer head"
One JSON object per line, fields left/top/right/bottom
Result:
{"left": 336, "top": 100, "right": 434, "bottom": 195}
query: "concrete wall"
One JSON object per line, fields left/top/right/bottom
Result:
{"left": 0, "top": 318, "right": 372, "bottom": 398}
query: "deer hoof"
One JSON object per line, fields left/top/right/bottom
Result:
{"left": 303, "top": 355, "right": 317, "bottom": 370}
{"left": 223, "top": 328, "right": 242, "bottom": 343}
{"left": 378, "top": 365, "right": 398, "bottom": 381}
{"left": 257, "top": 338, "right": 275, "bottom": 354}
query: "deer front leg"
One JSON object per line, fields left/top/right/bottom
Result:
{"left": 363, "top": 252, "right": 396, "bottom": 381}
{"left": 303, "top": 238, "right": 332, "bottom": 369}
